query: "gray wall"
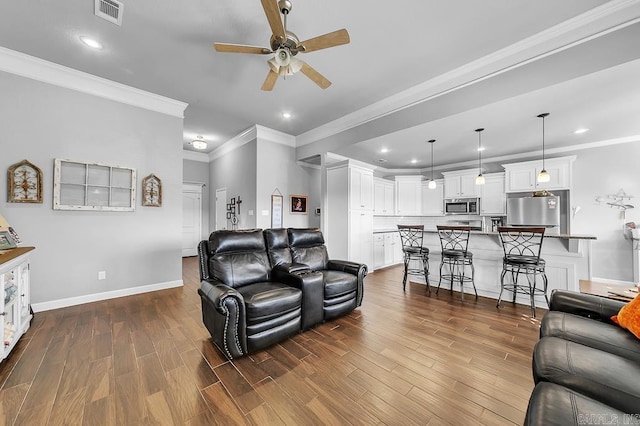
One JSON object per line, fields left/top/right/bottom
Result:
{"left": 0, "top": 71, "right": 184, "bottom": 305}
{"left": 209, "top": 140, "right": 257, "bottom": 230}
{"left": 256, "top": 140, "right": 313, "bottom": 229}
{"left": 571, "top": 142, "right": 640, "bottom": 282}
{"left": 183, "top": 159, "right": 210, "bottom": 238}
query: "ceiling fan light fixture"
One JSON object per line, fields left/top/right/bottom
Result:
{"left": 274, "top": 48, "right": 291, "bottom": 67}
{"left": 192, "top": 136, "right": 207, "bottom": 150}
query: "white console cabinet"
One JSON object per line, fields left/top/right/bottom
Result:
{"left": 1, "top": 247, "right": 33, "bottom": 363}
{"left": 502, "top": 156, "right": 576, "bottom": 193}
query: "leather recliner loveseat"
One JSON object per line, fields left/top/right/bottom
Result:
{"left": 524, "top": 289, "right": 640, "bottom": 425}
{"left": 198, "top": 228, "right": 367, "bottom": 359}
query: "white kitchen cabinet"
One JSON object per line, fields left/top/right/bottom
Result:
{"left": 374, "top": 234, "right": 385, "bottom": 269}
{"left": 326, "top": 161, "right": 374, "bottom": 270}
{"left": 349, "top": 167, "right": 374, "bottom": 211}
{"left": 372, "top": 232, "right": 403, "bottom": 270}
{"left": 1, "top": 247, "right": 33, "bottom": 363}
{"left": 503, "top": 156, "right": 575, "bottom": 193}
{"left": 374, "top": 178, "right": 394, "bottom": 215}
{"left": 480, "top": 173, "right": 506, "bottom": 215}
{"left": 422, "top": 180, "right": 444, "bottom": 216}
{"left": 443, "top": 170, "right": 481, "bottom": 198}
{"left": 395, "top": 176, "right": 423, "bottom": 215}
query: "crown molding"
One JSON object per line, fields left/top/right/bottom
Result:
{"left": 0, "top": 46, "right": 188, "bottom": 118}
{"left": 208, "top": 125, "right": 257, "bottom": 162}
{"left": 296, "top": 0, "right": 640, "bottom": 147}
{"left": 256, "top": 124, "right": 296, "bottom": 147}
{"left": 183, "top": 150, "right": 210, "bottom": 162}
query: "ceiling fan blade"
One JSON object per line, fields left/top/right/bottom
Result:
{"left": 214, "top": 43, "right": 272, "bottom": 54}
{"left": 261, "top": 69, "right": 279, "bottom": 91}
{"left": 261, "top": 0, "right": 286, "bottom": 40}
{"left": 298, "top": 29, "right": 350, "bottom": 53}
{"left": 300, "top": 62, "right": 331, "bottom": 89}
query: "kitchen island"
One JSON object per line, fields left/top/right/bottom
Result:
{"left": 372, "top": 228, "right": 596, "bottom": 307}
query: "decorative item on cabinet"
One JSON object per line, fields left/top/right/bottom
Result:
{"left": 141, "top": 174, "right": 162, "bottom": 207}
{"left": 7, "top": 159, "right": 43, "bottom": 204}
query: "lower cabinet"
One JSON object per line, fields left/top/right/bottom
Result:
{"left": 1, "top": 247, "right": 33, "bottom": 363}
{"left": 373, "top": 232, "right": 403, "bottom": 270}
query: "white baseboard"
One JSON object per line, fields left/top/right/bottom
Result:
{"left": 590, "top": 277, "right": 637, "bottom": 286}
{"left": 31, "top": 280, "right": 184, "bottom": 313}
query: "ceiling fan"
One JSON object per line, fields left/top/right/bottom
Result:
{"left": 214, "top": 0, "right": 350, "bottom": 91}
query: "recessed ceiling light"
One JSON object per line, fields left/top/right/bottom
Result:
{"left": 380, "top": 148, "right": 389, "bottom": 153}
{"left": 411, "top": 159, "right": 418, "bottom": 164}
{"left": 574, "top": 128, "right": 589, "bottom": 134}
{"left": 79, "top": 36, "right": 103, "bottom": 50}
{"left": 282, "top": 112, "right": 292, "bottom": 119}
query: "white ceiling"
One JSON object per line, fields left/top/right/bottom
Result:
{"left": 1, "top": 0, "right": 639, "bottom": 171}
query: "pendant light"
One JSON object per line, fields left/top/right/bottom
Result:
{"left": 428, "top": 139, "right": 436, "bottom": 189}
{"left": 537, "top": 113, "right": 550, "bottom": 183}
{"left": 475, "top": 128, "right": 485, "bottom": 185}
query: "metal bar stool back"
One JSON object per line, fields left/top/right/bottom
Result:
{"left": 397, "top": 225, "right": 430, "bottom": 293}
{"left": 436, "top": 225, "right": 477, "bottom": 301}
{"left": 496, "top": 226, "right": 549, "bottom": 317}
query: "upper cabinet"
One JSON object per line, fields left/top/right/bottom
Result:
{"left": 349, "top": 166, "right": 374, "bottom": 210}
{"left": 442, "top": 170, "right": 480, "bottom": 198}
{"left": 373, "top": 178, "right": 394, "bottom": 215}
{"left": 480, "top": 173, "right": 506, "bottom": 215}
{"left": 395, "top": 175, "right": 423, "bottom": 215}
{"left": 422, "top": 179, "right": 444, "bottom": 216}
{"left": 502, "top": 156, "right": 576, "bottom": 193}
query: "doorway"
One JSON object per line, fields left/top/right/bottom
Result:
{"left": 215, "top": 188, "right": 227, "bottom": 231}
{"left": 182, "top": 183, "right": 203, "bottom": 257}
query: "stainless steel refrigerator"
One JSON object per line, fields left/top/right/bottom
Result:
{"left": 507, "top": 196, "right": 561, "bottom": 229}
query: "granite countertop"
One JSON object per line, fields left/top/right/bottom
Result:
{"left": 373, "top": 228, "right": 596, "bottom": 240}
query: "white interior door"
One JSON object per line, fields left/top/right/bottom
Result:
{"left": 182, "top": 183, "right": 203, "bottom": 257}
{"left": 215, "top": 188, "right": 227, "bottom": 231}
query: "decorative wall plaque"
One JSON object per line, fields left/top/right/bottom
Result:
{"left": 142, "top": 174, "right": 162, "bottom": 207}
{"left": 8, "top": 159, "right": 43, "bottom": 203}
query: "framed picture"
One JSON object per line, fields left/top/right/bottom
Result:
{"left": 0, "top": 231, "right": 17, "bottom": 250}
{"left": 271, "top": 194, "right": 283, "bottom": 227}
{"left": 290, "top": 195, "right": 308, "bottom": 215}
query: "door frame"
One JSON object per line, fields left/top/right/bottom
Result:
{"left": 182, "top": 183, "right": 204, "bottom": 257}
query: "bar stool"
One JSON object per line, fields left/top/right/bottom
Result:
{"left": 436, "top": 225, "right": 477, "bottom": 301}
{"left": 497, "top": 226, "right": 549, "bottom": 318}
{"left": 397, "top": 225, "right": 430, "bottom": 293}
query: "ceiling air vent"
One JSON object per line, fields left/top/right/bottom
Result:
{"left": 94, "top": 0, "right": 124, "bottom": 26}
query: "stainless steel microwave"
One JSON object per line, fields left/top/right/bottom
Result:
{"left": 444, "top": 198, "right": 479, "bottom": 215}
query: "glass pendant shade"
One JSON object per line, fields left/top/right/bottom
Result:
{"left": 428, "top": 179, "right": 436, "bottom": 189}
{"left": 475, "top": 128, "right": 485, "bottom": 185}
{"left": 537, "top": 169, "right": 550, "bottom": 182}
{"left": 537, "top": 113, "right": 550, "bottom": 183}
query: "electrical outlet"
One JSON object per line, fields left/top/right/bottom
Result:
{"left": 98, "top": 271, "right": 106, "bottom": 280}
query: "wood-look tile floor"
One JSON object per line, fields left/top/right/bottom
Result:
{"left": 0, "top": 258, "right": 544, "bottom": 425}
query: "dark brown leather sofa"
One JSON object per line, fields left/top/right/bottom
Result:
{"left": 525, "top": 289, "right": 640, "bottom": 425}
{"left": 197, "top": 228, "right": 366, "bottom": 359}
